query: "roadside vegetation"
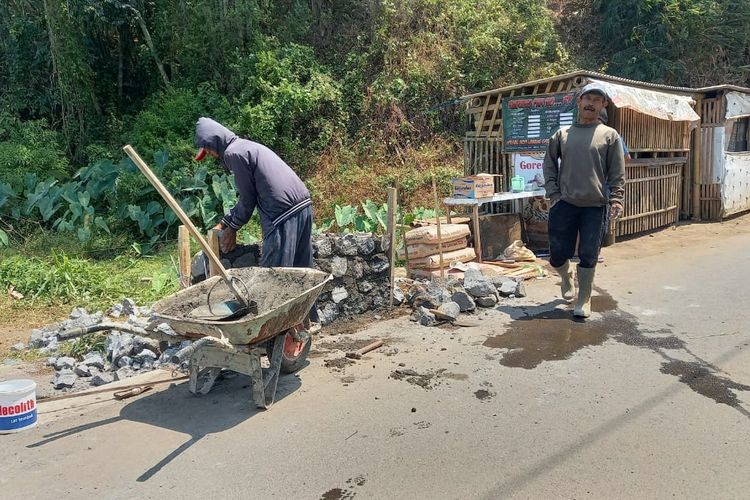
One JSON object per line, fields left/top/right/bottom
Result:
{"left": 1, "top": 0, "right": 747, "bottom": 329}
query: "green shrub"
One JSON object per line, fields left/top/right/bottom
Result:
{"left": 0, "top": 113, "right": 70, "bottom": 188}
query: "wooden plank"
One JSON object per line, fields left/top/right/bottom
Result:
{"left": 692, "top": 97, "right": 703, "bottom": 220}
{"left": 178, "top": 225, "right": 191, "bottom": 288}
{"left": 472, "top": 204, "right": 482, "bottom": 263}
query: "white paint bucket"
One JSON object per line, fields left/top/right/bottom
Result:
{"left": 0, "top": 379, "right": 37, "bottom": 434}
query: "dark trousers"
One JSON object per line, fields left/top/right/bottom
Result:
{"left": 548, "top": 201, "right": 607, "bottom": 269}
{"left": 260, "top": 205, "right": 319, "bottom": 322}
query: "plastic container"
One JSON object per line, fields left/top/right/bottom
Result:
{"left": 0, "top": 379, "right": 37, "bottom": 434}
{"left": 511, "top": 176, "right": 525, "bottom": 192}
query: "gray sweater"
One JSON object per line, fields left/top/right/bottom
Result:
{"left": 543, "top": 123, "right": 626, "bottom": 207}
{"left": 194, "top": 118, "right": 311, "bottom": 235}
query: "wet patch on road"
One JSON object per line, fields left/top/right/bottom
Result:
{"left": 320, "top": 476, "right": 366, "bottom": 499}
{"left": 483, "top": 308, "right": 608, "bottom": 369}
{"left": 660, "top": 359, "right": 750, "bottom": 406}
{"left": 485, "top": 288, "right": 685, "bottom": 369}
{"left": 487, "top": 287, "right": 749, "bottom": 414}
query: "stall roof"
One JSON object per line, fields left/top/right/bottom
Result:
{"left": 464, "top": 70, "right": 700, "bottom": 99}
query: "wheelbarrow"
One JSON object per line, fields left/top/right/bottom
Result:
{"left": 59, "top": 266, "right": 332, "bottom": 409}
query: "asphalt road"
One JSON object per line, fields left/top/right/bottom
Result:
{"left": 3, "top": 216, "right": 750, "bottom": 499}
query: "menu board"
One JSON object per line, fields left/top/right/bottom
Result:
{"left": 502, "top": 92, "right": 577, "bottom": 152}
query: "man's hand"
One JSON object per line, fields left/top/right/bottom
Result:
{"left": 213, "top": 222, "right": 237, "bottom": 253}
{"left": 610, "top": 201, "right": 624, "bottom": 220}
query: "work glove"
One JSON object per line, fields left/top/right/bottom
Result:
{"left": 610, "top": 202, "right": 624, "bottom": 220}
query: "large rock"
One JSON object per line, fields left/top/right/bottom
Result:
{"left": 74, "top": 363, "right": 92, "bottom": 377}
{"left": 331, "top": 256, "right": 348, "bottom": 277}
{"left": 347, "top": 259, "right": 365, "bottom": 279}
{"left": 91, "top": 372, "right": 114, "bottom": 386}
{"left": 426, "top": 283, "right": 451, "bottom": 304}
{"left": 121, "top": 298, "right": 137, "bottom": 316}
{"left": 497, "top": 280, "right": 518, "bottom": 297}
{"left": 515, "top": 281, "right": 527, "bottom": 298}
{"left": 369, "top": 254, "right": 390, "bottom": 274}
{"left": 312, "top": 235, "right": 333, "bottom": 258}
{"left": 437, "top": 301, "right": 461, "bottom": 320}
{"left": 412, "top": 294, "right": 441, "bottom": 310}
{"left": 419, "top": 308, "right": 438, "bottom": 327}
{"left": 393, "top": 288, "right": 406, "bottom": 306}
{"left": 331, "top": 287, "right": 349, "bottom": 304}
{"left": 358, "top": 280, "right": 374, "bottom": 293}
{"left": 354, "top": 234, "right": 375, "bottom": 256}
{"left": 476, "top": 295, "right": 499, "bottom": 308}
{"left": 54, "top": 356, "right": 76, "bottom": 370}
{"left": 463, "top": 268, "right": 495, "bottom": 298}
{"left": 81, "top": 353, "right": 105, "bottom": 369}
{"left": 451, "top": 291, "right": 476, "bottom": 312}
{"left": 334, "top": 234, "right": 359, "bottom": 256}
{"left": 106, "top": 333, "right": 135, "bottom": 361}
{"left": 318, "top": 303, "right": 340, "bottom": 325}
{"left": 52, "top": 369, "right": 77, "bottom": 389}
{"left": 115, "top": 367, "right": 135, "bottom": 381}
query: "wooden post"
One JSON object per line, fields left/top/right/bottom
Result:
{"left": 691, "top": 99, "right": 703, "bottom": 220}
{"left": 178, "top": 225, "right": 191, "bottom": 288}
{"left": 208, "top": 229, "right": 221, "bottom": 278}
{"left": 431, "top": 174, "right": 445, "bottom": 279}
{"left": 387, "top": 187, "right": 397, "bottom": 307}
{"left": 472, "top": 204, "right": 482, "bottom": 263}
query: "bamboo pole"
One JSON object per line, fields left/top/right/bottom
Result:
{"left": 431, "top": 174, "right": 445, "bottom": 279}
{"left": 387, "top": 187, "right": 398, "bottom": 307}
{"left": 692, "top": 97, "right": 703, "bottom": 220}
{"left": 178, "top": 225, "right": 191, "bottom": 288}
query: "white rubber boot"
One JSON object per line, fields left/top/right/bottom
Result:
{"left": 574, "top": 266, "right": 595, "bottom": 318}
{"left": 553, "top": 260, "right": 575, "bottom": 301}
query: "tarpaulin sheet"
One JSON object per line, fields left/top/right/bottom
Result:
{"left": 589, "top": 79, "right": 700, "bottom": 123}
{"left": 725, "top": 91, "right": 750, "bottom": 120}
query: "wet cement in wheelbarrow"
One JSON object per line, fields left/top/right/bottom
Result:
{"left": 161, "top": 269, "right": 314, "bottom": 319}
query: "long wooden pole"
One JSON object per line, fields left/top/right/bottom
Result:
{"left": 691, "top": 98, "right": 703, "bottom": 220}
{"left": 431, "top": 174, "right": 445, "bottom": 279}
{"left": 123, "top": 145, "right": 247, "bottom": 307}
{"left": 387, "top": 187, "right": 398, "bottom": 307}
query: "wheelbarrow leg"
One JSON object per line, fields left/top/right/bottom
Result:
{"left": 188, "top": 363, "right": 221, "bottom": 395}
{"left": 261, "top": 332, "right": 285, "bottom": 408}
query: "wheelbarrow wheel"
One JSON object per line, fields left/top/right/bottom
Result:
{"left": 267, "top": 331, "right": 311, "bottom": 374}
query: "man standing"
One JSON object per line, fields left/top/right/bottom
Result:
{"left": 194, "top": 117, "right": 319, "bottom": 325}
{"left": 543, "top": 83, "right": 625, "bottom": 318}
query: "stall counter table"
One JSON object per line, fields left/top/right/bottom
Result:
{"left": 443, "top": 189, "right": 546, "bottom": 262}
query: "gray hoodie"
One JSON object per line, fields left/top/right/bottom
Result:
{"left": 194, "top": 117, "right": 311, "bottom": 235}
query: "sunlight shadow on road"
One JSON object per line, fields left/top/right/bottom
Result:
{"left": 27, "top": 372, "right": 302, "bottom": 482}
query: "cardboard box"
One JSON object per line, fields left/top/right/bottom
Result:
{"left": 451, "top": 174, "right": 496, "bottom": 199}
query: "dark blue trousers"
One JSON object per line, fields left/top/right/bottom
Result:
{"left": 548, "top": 201, "right": 607, "bottom": 269}
{"left": 260, "top": 205, "right": 319, "bottom": 322}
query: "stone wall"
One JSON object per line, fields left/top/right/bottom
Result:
{"left": 190, "top": 233, "right": 395, "bottom": 325}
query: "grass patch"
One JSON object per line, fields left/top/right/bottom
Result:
{"left": 0, "top": 233, "right": 182, "bottom": 330}
{"left": 3, "top": 348, "right": 48, "bottom": 363}
{"left": 57, "top": 334, "right": 107, "bottom": 361}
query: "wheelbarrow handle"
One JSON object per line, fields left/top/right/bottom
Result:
{"left": 57, "top": 321, "right": 181, "bottom": 342}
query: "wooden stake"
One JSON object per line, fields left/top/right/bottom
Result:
{"left": 208, "top": 229, "right": 221, "bottom": 278}
{"left": 399, "top": 184, "right": 410, "bottom": 280}
{"left": 178, "top": 225, "right": 191, "bottom": 288}
{"left": 472, "top": 204, "right": 482, "bottom": 263}
{"left": 387, "top": 187, "right": 397, "bottom": 307}
{"left": 431, "top": 174, "right": 445, "bottom": 279}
